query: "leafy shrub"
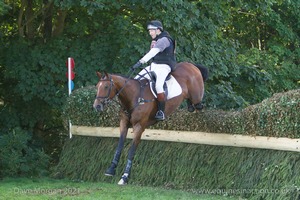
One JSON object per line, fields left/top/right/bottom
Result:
{"left": 0, "top": 127, "right": 50, "bottom": 178}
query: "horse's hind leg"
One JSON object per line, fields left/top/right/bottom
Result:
{"left": 186, "top": 99, "right": 203, "bottom": 112}
{"left": 187, "top": 99, "right": 195, "bottom": 112}
{"left": 188, "top": 99, "right": 204, "bottom": 111}
{"left": 194, "top": 102, "right": 204, "bottom": 110}
{"left": 188, "top": 85, "right": 204, "bottom": 111}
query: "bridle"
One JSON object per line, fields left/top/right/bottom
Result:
{"left": 95, "top": 75, "right": 116, "bottom": 106}
{"left": 95, "top": 72, "right": 133, "bottom": 108}
{"left": 94, "top": 69, "right": 151, "bottom": 114}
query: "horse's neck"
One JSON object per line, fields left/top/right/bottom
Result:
{"left": 114, "top": 76, "right": 138, "bottom": 108}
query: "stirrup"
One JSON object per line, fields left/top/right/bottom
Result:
{"left": 155, "top": 110, "right": 165, "bottom": 121}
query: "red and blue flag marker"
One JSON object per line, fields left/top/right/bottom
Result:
{"left": 66, "top": 57, "right": 75, "bottom": 138}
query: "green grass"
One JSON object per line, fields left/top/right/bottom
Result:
{"left": 0, "top": 178, "right": 238, "bottom": 200}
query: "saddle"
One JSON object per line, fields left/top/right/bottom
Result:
{"left": 149, "top": 71, "right": 171, "bottom": 96}
{"left": 135, "top": 71, "right": 182, "bottom": 100}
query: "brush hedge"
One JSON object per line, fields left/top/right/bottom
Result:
{"left": 63, "top": 86, "right": 300, "bottom": 137}
{"left": 56, "top": 87, "right": 300, "bottom": 199}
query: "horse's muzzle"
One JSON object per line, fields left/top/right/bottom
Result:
{"left": 93, "top": 103, "right": 105, "bottom": 112}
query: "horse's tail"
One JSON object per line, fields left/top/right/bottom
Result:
{"left": 194, "top": 63, "right": 209, "bottom": 81}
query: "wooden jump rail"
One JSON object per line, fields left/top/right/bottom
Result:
{"left": 71, "top": 125, "right": 300, "bottom": 152}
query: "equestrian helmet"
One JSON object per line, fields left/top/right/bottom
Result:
{"left": 147, "top": 20, "right": 163, "bottom": 31}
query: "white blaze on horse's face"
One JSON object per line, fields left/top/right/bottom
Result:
{"left": 93, "top": 82, "right": 103, "bottom": 112}
{"left": 93, "top": 81, "right": 106, "bottom": 112}
{"left": 93, "top": 75, "right": 114, "bottom": 112}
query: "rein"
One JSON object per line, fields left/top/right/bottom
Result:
{"left": 115, "top": 68, "right": 137, "bottom": 98}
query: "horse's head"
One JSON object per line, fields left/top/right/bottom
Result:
{"left": 93, "top": 71, "right": 116, "bottom": 112}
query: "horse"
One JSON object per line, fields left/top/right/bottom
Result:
{"left": 93, "top": 62, "right": 208, "bottom": 185}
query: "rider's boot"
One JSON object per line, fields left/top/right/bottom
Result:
{"left": 155, "top": 93, "right": 165, "bottom": 121}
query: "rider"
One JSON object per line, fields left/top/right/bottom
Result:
{"left": 132, "top": 20, "right": 177, "bottom": 121}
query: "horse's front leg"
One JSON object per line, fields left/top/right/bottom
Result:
{"left": 104, "top": 132, "right": 127, "bottom": 176}
{"left": 105, "top": 116, "right": 129, "bottom": 176}
{"left": 118, "top": 123, "right": 144, "bottom": 185}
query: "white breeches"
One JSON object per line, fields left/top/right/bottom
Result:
{"left": 135, "top": 63, "right": 171, "bottom": 93}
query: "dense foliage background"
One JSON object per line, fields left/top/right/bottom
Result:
{"left": 0, "top": 0, "right": 299, "bottom": 177}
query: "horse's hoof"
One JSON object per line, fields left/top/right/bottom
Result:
{"left": 194, "top": 102, "right": 204, "bottom": 110}
{"left": 104, "top": 167, "right": 115, "bottom": 176}
{"left": 188, "top": 105, "right": 195, "bottom": 112}
{"left": 104, "top": 172, "right": 114, "bottom": 176}
{"left": 117, "top": 175, "right": 129, "bottom": 185}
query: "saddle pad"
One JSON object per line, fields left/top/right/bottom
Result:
{"left": 150, "top": 75, "right": 182, "bottom": 100}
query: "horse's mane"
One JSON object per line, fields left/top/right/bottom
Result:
{"left": 101, "top": 72, "right": 134, "bottom": 80}
{"left": 113, "top": 73, "right": 135, "bottom": 80}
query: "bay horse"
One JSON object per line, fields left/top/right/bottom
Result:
{"left": 93, "top": 62, "right": 208, "bottom": 185}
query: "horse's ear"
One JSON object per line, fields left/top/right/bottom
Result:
{"left": 96, "top": 71, "right": 102, "bottom": 79}
{"left": 104, "top": 71, "right": 109, "bottom": 78}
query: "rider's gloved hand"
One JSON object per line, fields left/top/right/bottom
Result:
{"left": 132, "top": 61, "right": 141, "bottom": 69}
{"left": 131, "top": 60, "right": 145, "bottom": 70}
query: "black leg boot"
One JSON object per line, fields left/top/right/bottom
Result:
{"left": 155, "top": 93, "right": 165, "bottom": 121}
